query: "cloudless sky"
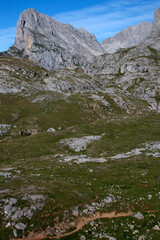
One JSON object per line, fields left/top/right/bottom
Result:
{"left": 0, "top": 0, "right": 160, "bottom": 51}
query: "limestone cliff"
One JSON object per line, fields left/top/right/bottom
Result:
{"left": 8, "top": 8, "right": 105, "bottom": 70}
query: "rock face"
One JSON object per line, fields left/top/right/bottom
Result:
{"left": 101, "top": 22, "right": 153, "bottom": 53}
{"left": 153, "top": 7, "right": 160, "bottom": 29}
{"left": 142, "top": 7, "right": 160, "bottom": 50}
{"left": 102, "top": 7, "right": 160, "bottom": 53}
{"left": 9, "top": 8, "right": 105, "bottom": 70}
{"left": 5, "top": 7, "right": 160, "bottom": 68}
{"left": 84, "top": 44, "right": 160, "bottom": 112}
{"left": 1, "top": 7, "right": 160, "bottom": 113}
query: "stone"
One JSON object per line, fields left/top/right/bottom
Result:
{"left": 109, "top": 237, "right": 116, "bottom": 240}
{"left": 25, "top": 209, "right": 34, "bottom": 219}
{"left": 134, "top": 212, "right": 144, "bottom": 220}
{"left": 9, "top": 198, "right": 17, "bottom": 205}
{"left": 60, "top": 135, "right": 102, "bottom": 152}
{"left": 133, "top": 230, "right": 139, "bottom": 234}
{"left": 12, "top": 210, "right": 24, "bottom": 221}
{"left": 129, "top": 225, "right": 134, "bottom": 230}
{"left": 0, "top": 172, "right": 12, "bottom": 178}
{"left": 47, "top": 128, "right": 56, "bottom": 133}
{"left": 103, "top": 197, "right": 113, "bottom": 204}
{"left": 148, "top": 195, "right": 152, "bottom": 200}
{"left": 13, "top": 229, "right": 18, "bottom": 238}
{"left": 15, "top": 223, "right": 27, "bottom": 230}
{"left": 72, "top": 208, "right": 79, "bottom": 217}
{"left": 80, "top": 236, "right": 86, "bottom": 240}
{"left": 6, "top": 222, "right": 11, "bottom": 228}
{"left": 90, "top": 221, "right": 95, "bottom": 227}
{"left": 138, "top": 236, "right": 146, "bottom": 240}
{"left": 152, "top": 225, "right": 160, "bottom": 231}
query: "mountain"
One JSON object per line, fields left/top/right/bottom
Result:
{"left": 102, "top": 7, "right": 160, "bottom": 54}
{"left": 7, "top": 8, "right": 105, "bottom": 70}
{"left": 1, "top": 7, "right": 160, "bottom": 113}
{"left": 84, "top": 45, "right": 160, "bottom": 112}
{"left": 101, "top": 21, "right": 153, "bottom": 53}
{"left": 1, "top": 6, "right": 160, "bottom": 240}
{"left": 142, "top": 7, "right": 160, "bottom": 50}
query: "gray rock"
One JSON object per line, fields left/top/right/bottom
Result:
{"left": 109, "top": 237, "right": 116, "bottom": 240}
{"left": 8, "top": 8, "right": 105, "bottom": 70}
{"left": 138, "top": 236, "right": 146, "bottom": 240}
{"left": 0, "top": 130, "right": 8, "bottom": 136}
{"left": 60, "top": 135, "right": 102, "bottom": 152}
{"left": 153, "top": 7, "right": 160, "bottom": 30}
{"left": 140, "top": 7, "right": 160, "bottom": 50}
{"left": 0, "top": 124, "right": 11, "bottom": 136}
{"left": 133, "top": 230, "right": 139, "bottom": 234}
{"left": 13, "top": 229, "right": 18, "bottom": 238}
{"left": 103, "top": 196, "right": 113, "bottom": 204}
{"left": 0, "top": 172, "right": 13, "bottom": 178}
{"left": 72, "top": 207, "right": 79, "bottom": 217}
{"left": 15, "top": 223, "right": 27, "bottom": 230}
{"left": 134, "top": 212, "right": 144, "bottom": 220}
{"left": 102, "top": 22, "right": 152, "bottom": 53}
{"left": 47, "top": 128, "right": 56, "bottom": 133}
{"left": 152, "top": 225, "right": 160, "bottom": 231}
{"left": 0, "top": 124, "right": 11, "bottom": 129}
{"left": 102, "top": 7, "right": 160, "bottom": 53}
{"left": 9, "top": 198, "right": 17, "bottom": 205}
{"left": 24, "top": 208, "right": 33, "bottom": 219}
{"left": 80, "top": 236, "right": 86, "bottom": 240}
{"left": 12, "top": 210, "right": 24, "bottom": 221}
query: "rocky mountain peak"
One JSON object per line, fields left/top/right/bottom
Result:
{"left": 10, "top": 8, "right": 105, "bottom": 70}
{"left": 101, "top": 21, "right": 153, "bottom": 53}
{"left": 153, "top": 7, "right": 160, "bottom": 28}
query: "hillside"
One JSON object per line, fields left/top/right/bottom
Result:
{"left": 0, "top": 6, "right": 160, "bottom": 240}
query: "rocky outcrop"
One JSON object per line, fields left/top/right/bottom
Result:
{"left": 142, "top": 7, "right": 160, "bottom": 50}
{"left": 153, "top": 7, "right": 160, "bottom": 29}
{"left": 101, "top": 22, "right": 153, "bottom": 53}
{"left": 8, "top": 8, "right": 105, "bottom": 70}
{"left": 84, "top": 45, "right": 160, "bottom": 112}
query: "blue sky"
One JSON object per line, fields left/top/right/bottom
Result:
{"left": 0, "top": 0, "right": 159, "bottom": 52}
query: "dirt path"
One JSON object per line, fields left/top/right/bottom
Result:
{"left": 17, "top": 210, "right": 159, "bottom": 240}
{"left": 17, "top": 211, "right": 132, "bottom": 240}
{"left": 51, "top": 211, "right": 132, "bottom": 239}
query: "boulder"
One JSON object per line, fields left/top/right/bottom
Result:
{"left": 47, "top": 128, "right": 56, "bottom": 133}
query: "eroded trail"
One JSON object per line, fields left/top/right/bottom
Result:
{"left": 17, "top": 211, "right": 132, "bottom": 240}
{"left": 52, "top": 211, "right": 132, "bottom": 239}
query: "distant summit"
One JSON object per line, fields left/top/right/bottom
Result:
{"left": 3, "top": 7, "right": 160, "bottom": 70}
{"left": 101, "top": 22, "right": 153, "bottom": 53}
{"left": 102, "top": 7, "right": 160, "bottom": 53}
{"left": 8, "top": 8, "right": 105, "bottom": 70}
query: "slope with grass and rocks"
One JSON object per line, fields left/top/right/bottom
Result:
{"left": 0, "top": 6, "right": 160, "bottom": 240}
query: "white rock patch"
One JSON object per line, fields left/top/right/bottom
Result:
{"left": 56, "top": 141, "right": 160, "bottom": 164}
{"left": 59, "top": 154, "right": 107, "bottom": 164}
{"left": 60, "top": 135, "right": 102, "bottom": 152}
{"left": 110, "top": 141, "right": 160, "bottom": 160}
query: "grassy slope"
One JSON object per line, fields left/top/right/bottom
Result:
{"left": 0, "top": 91, "right": 160, "bottom": 239}
{"left": 0, "top": 55, "right": 160, "bottom": 239}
